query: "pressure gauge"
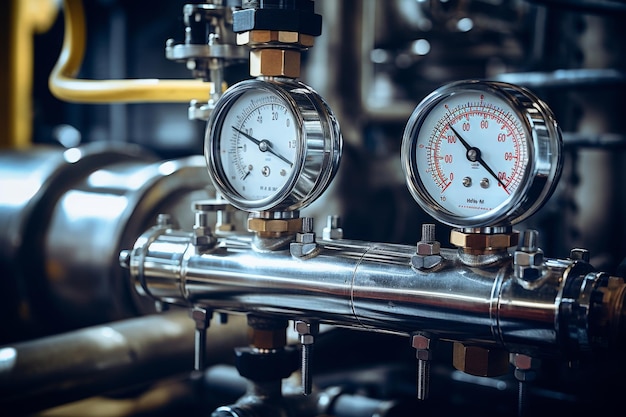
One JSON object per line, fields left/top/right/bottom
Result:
{"left": 401, "top": 80, "right": 563, "bottom": 228}
{"left": 205, "top": 78, "right": 342, "bottom": 213}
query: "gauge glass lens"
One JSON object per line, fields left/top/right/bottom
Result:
{"left": 414, "top": 91, "right": 530, "bottom": 218}
{"left": 218, "top": 89, "right": 299, "bottom": 202}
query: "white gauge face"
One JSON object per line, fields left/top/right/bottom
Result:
{"left": 416, "top": 91, "right": 530, "bottom": 218}
{"left": 218, "top": 89, "right": 299, "bottom": 202}
{"left": 402, "top": 80, "right": 563, "bottom": 228}
{"left": 206, "top": 78, "right": 343, "bottom": 213}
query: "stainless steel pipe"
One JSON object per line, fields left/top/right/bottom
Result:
{"left": 124, "top": 227, "right": 624, "bottom": 356}
{"left": 0, "top": 310, "right": 249, "bottom": 415}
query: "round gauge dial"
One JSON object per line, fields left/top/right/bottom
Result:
{"left": 401, "top": 80, "right": 563, "bottom": 228}
{"left": 206, "top": 78, "right": 342, "bottom": 213}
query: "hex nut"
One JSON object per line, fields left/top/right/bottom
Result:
{"left": 450, "top": 230, "right": 519, "bottom": 250}
{"left": 323, "top": 228, "right": 343, "bottom": 240}
{"left": 193, "top": 199, "right": 233, "bottom": 212}
{"left": 514, "top": 250, "right": 544, "bottom": 267}
{"left": 290, "top": 242, "right": 318, "bottom": 258}
{"left": 233, "top": 8, "right": 322, "bottom": 37}
{"left": 416, "top": 349, "right": 433, "bottom": 361}
{"left": 416, "top": 241, "right": 441, "bottom": 256}
{"left": 569, "top": 248, "right": 590, "bottom": 262}
{"left": 300, "top": 334, "right": 315, "bottom": 345}
{"left": 215, "top": 223, "right": 235, "bottom": 232}
{"left": 518, "top": 266, "right": 541, "bottom": 281}
{"left": 237, "top": 30, "right": 314, "bottom": 48}
{"left": 249, "top": 48, "right": 301, "bottom": 78}
{"left": 192, "top": 233, "right": 217, "bottom": 248}
{"left": 296, "top": 232, "right": 315, "bottom": 244}
{"left": 248, "top": 217, "right": 303, "bottom": 234}
{"left": 452, "top": 342, "right": 509, "bottom": 377}
{"left": 411, "top": 254, "right": 442, "bottom": 270}
{"left": 249, "top": 328, "right": 286, "bottom": 350}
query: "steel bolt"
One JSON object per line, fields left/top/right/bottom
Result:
{"left": 411, "top": 333, "right": 433, "bottom": 400}
{"left": 295, "top": 320, "right": 319, "bottom": 396}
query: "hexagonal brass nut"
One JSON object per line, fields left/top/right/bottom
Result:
{"left": 249, "top": 328, "right": 286, "bottom": 350}
{"left": 215, "top": 223, "right": 236, "bottom": 232}
{"left": 249, "top": 48, "right": 301, "bottom": 78}
{"left": 237, "top": 30, "right": 315, "bottom": 48}
{"left": 452, "top": 342, "right": 509, "bottom": 377}
{"left": 450, "top": 230, "right": 519, "bottom": 250}
{"left": 248, "top": 217, "right": 303, "bottom": 234}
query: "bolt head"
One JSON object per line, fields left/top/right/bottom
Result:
{"left": 510, "top": 353, "right": 540, "bottom": 370}
{"left": 411, "top": 334, "right": 432, "bottom": 350}
{"left": 294, "top": 320, "right": 319, "bottom": 335}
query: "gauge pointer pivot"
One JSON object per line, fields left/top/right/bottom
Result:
{"left": 448, "top": 124, "right": 509, "bottom": 192}
{"left": 232, "top": 126, "right": 293, "bottom": 167}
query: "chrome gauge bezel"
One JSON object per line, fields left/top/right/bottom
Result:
{"left": 401, "top": 80, "right": 563, "bottom": 228}
{"left": 205, "top": 78, "right": 342, "bottom": 213}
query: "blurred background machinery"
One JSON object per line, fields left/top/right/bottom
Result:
{"left": 1, "top": 0, "right": 626, "bottom": 416}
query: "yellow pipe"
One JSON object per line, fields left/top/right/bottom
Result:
{"left": 49, "top": 0, "right": 214, "bottom": 103}
{"left": 2, "top": 0, "right": 58, "bottom": 149}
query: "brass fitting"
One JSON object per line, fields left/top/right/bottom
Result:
{"left": 247, "top": 316, "right": 288, "bottom": 350}
{"left": 452, "top": 342, "right": 509, "bottom": 377}
{"left": 248, "top": 216, "right": 304, "bottom": 238}
{"left": 237, "top": 29, "right": 313, "bottom": 78}
{"left": 249, "top": 48, "right": 301, "bottom": 78}
{"left": 450, "top": 229, "right": 519, "bottom": 254}
{"left": 237, "top": 30, "right": 314, "bottom": 48}
{"left": 249, "top": 327, "right": 287, "bottom": 350}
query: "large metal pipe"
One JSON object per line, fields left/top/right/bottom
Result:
{"left": 0, "top": 310, "right": 248, "bottom": 415}
{"left": 124, "top": 227, "right": 625, "bottom": 356}
{"left": 0, "top": 144, "right": 218, "bottom": 343}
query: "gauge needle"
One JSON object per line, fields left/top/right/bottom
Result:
{"left": 231, "top": 127, "right": 293, "bottom": 167}
{"left": 448, "top": 124, "right": 509, "bottom": 192}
